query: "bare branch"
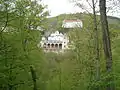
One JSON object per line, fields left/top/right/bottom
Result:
{"left": 86, "top": 0, "right": 93, "bottom": 9}
{"left": 94, "top": 0, "right": 98, "bottom": 5}
{"left": 75, "top": 3, "right": 93, "bottom": 18}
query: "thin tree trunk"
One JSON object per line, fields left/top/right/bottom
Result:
{"left": 59, "top": 63, "right": 61, "bottom": 90}
{"left": 99, "top": 0, "right": 114, "bottom": 90}
{"left": 30, "top": 66, "right": 37, "bottom": 90}
{"left": 92, "top": 0, "right": 100, "bottom": 89}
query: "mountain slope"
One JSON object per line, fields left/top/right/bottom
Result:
{"left": 45, "top": 13, "right": 120, "bottom": 32}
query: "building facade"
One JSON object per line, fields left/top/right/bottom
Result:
{"left": 62, "top": 19, "right": 83, "bottom": 28}
{"left": 39, "top": 31, "right": 69, "bottom": 52}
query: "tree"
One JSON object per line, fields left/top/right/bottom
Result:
{"left": 99, "top": 0, "right": 115, "bottom": 90}
{"left": 0, "top": 0, "right": 49, "bottom": 89}
{"left": 70, "top": 0, "right": 101, "bottom": 89}
{"left": 92, "top": 0, "right": 100, "bottom": 89}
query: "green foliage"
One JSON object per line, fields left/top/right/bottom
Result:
{"left": 45, "top": 13, "right": 120, "bottom": 33}
{"left": 0, "top": 0, "right": 120, "bottom": 89}
{"left": 0, "top": 0, "right": 48, "bottom": 90}
{"left": 40, "top": 13, "right": 120, "bottom": 90}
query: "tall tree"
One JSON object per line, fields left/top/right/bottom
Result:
{"left": 92, "top": 0, "right": 100, "bottom": 89}
{"left": 72, "top": 0, "right": 101, "bottom": 89}
{"left": 99, "top": 0, "right": 114, "bottom": 90}
{"left": 0, "top": 0, "right": 49, "bottom": 89}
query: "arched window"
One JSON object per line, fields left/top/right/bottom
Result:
{"left": 51, "top": 44, "right": 54, "bottom": 48}
{"left": 59, "top": 44, "right": 62, "bottom": 49}
{"left": 55, "top": 44, "right": 58, "bottom": 49}
{"left": 48, "top": 44, "right": 50, "bottom": 48}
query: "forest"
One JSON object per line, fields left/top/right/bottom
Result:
{"left": 0, "top": 0, "right": 120, "bottom": 90}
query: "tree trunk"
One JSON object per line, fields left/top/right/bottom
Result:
{"left": 99, "top": 0, "right": 114, "bottom": 90}
{"left": 92, "top": 0, "right": 100, "bottom": 89}
{"left": 30, "top": 66, "right": 37, "bottom": 90}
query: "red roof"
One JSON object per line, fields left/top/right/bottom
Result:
{"left": 63, "top": 19, "right": 82, "bottom": 22}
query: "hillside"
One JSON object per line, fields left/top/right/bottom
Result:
{"left": 39, "top": 13, "right": 120, "bottom": 89}
{"left": 44, "top": 13, "right": 120, "bottom": 33}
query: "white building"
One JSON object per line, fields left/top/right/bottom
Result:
{"left": 39, "top": 31, "right": 69, "bottom": 52}
{"left": 62, "top": 19, "right": 83, "bottom": 28}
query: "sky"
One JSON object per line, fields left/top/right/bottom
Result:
{"left": 41, "top": 0, "right": 120, "bottom": 18}
{"left": 41, "top": 0, "right": 82, "bottom": 17}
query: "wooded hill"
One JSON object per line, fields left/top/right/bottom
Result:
{"left": 43, "top": 13, "right": 120, "bottom": 33}
{"left": 1, "top": 0, "right": 120, "bottom": 89}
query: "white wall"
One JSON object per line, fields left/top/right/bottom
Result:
{"left": 62, "top": 20, "right": 83, "bottom": 28}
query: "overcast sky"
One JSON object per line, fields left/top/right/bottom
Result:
{"left": 41, "top": 0, "right": 82, "bottom": 17}
{"left": 41, "top": 0, "right": 120, "bottom": 18}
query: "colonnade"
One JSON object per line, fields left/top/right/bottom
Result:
{"left": 43, "top": 43, "right": 63, "bottom": 49}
